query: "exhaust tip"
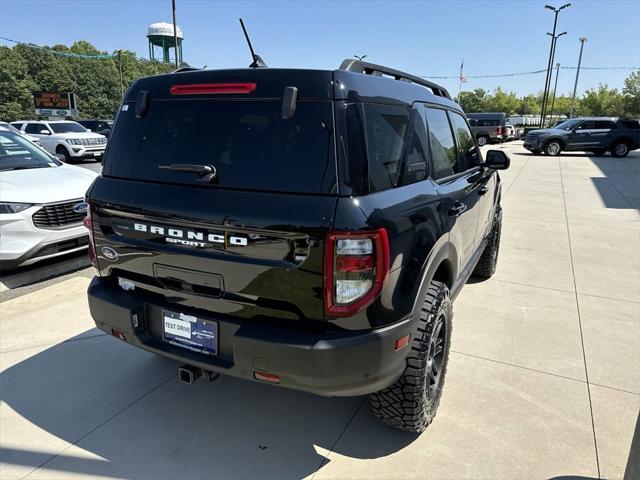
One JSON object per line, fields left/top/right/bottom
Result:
{"left": 178, "top": 365, "right": 202, "bottom": 385}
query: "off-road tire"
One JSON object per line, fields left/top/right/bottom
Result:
{"left": 56, "top": 145, "right": 71, "bottom": 163}
{"left": 473, "top": 208, "right": 502, "bottom": 278}
{"left": 611, "top": 140, "right": 630, "bottom": 158}
{"left": 477, "top": 135, "right": 489, "bottom": 147}
{"left": 544, "top": 140, "right": 562, "bottom": 156}
{"left": 369, "top": 281, "right": 452, "bottom": 433}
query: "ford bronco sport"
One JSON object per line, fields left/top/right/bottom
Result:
{"left": 85, "top": 59, "right": 510, "bottom": 432}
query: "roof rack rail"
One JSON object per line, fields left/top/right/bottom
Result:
{"left": 338, "top": 59, "right": 452, "bottom": 100}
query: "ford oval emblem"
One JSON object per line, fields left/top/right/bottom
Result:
{"left": 72, "top": 202, "right": 88, "bottom": 214}
{"left": 101, "top": 246, "right": 118, "bottom": 261}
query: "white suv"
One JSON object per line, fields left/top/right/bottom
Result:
{"left": 11, "top": 120, "right": 107, "bottom": 162}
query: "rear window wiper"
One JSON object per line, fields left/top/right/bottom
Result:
{"left": 158, "top": 163, "right": 217, "bottom": 183}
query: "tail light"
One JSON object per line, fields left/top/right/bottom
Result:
{"left": 324, "top": 229, "right": 390, "bottom": 317}
{"left": 169, "top": 83, "right": 257, "bottom": 95}
{"left": 83, "top": 203, "right": 101, "bottom": 275}
{"left": 497, "top": 126, "right": 504, "bottom": 136}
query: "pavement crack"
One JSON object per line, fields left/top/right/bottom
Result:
{"left": 559, "top": 156, "right": 602, "bottom": 479}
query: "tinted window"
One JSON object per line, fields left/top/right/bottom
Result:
{"left": 363, "top": 104, "right": 410, "bottom": 191}
{"left": 50, "top": 122, "right": 88, "bottom": 133}
{"left": 468, "top": 119, "right": 477, "bottom": 127}
{"left": 425, "top": 108, "right": 457, "bottom": 179}
{"left": 25, "top": 123, "right": 44, "bottom": 134}
{"left": 399, "top": 106, "right": 429, "bottom": 186}
{"left": 477, "top": 119, "right": 500, "bottom": 127}
{"left": 593, "top": 120, "right": 615, "bottom": 129}
{"left": 575, "top": 120, "right": 595, "bottom": 130}
{"left": 344, "top": 103, "right": 368, "bottom": 194}
{"left": 449, "top": 112, "right": 480, "bottom": 171}
{"left": 106, "top": 100, "right": 336, "bottom": 194}
{"left": 620, "top": 120, "right": 640, "bottom": 129}
{"left": 11, "top": 122, "right": 23, "bottom": 130}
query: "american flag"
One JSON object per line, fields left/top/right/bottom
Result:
{"left": 459, "top": 60, "right": 468, "bottom": 83}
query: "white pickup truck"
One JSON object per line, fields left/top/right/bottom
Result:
{"left": 11, "top": 120, "right": 107, "bottom": 162}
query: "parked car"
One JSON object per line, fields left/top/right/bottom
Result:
{"left": 466, "top": 112, "right": 507, "bottom": 146}
{"left": 524, "top": 117, "right": 640, "bottom": 157}
{"left": 10, "top": 120, "right": 107, "bottom": 162}
{"left": 77, "top": 119, "right": 112, "bottom": 138}
{"left": 85, "top": 59, "right": 510, "bottom": 433}
{"left": 0, "top": 121, "right": 41, "bottom": 147}
{"left": 504, "top": 124, "right": 516, "bottom": 141}
{"left": 0, "top": 130, "right": 98, "bottom": 270}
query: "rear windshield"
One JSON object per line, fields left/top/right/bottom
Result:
{"left": 105, "top": 100, "right": 336, "bottom": 194}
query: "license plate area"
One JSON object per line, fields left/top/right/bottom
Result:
{"left": 162, "top": 310, "right": 218, "bottom": 356}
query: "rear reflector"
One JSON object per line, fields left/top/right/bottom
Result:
{"left": 394, "top": 335, "right": 410, "bottom": 351}
{"left": 170, "top": 83, "right": 257, "bottom": 95}
{"left": 254, "top": 371, "right": 280, "bottom": 384}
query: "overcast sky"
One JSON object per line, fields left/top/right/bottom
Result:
{"left": 1, "top": 0, "right": 638, "bottom": 96}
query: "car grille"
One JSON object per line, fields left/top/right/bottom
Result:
{"left": 72, "top": 138, "right": 107, "bottom": 146}
{"left": 32, "top": 200, "right": 86, "bottom": 229}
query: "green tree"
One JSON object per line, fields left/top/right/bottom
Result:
{"left": 0, "top": 46, "right": 36, "bottom": 121}
{"left": 579, "top": 84, "right": 625, "bottom": 116}
{"left": 458, "top": 88, "right": 487, "bottom": 113}
{"left": 622, "top": 70, "right": 640, "bottom": 117}
{"left": 484, "top": 87, "right": 519, "bottom": 115}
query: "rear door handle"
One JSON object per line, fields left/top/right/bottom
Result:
{"left": 449, "top": 202, "right": 467, "bottom": 217}
{"left": 478, "top": 186, "right": 488, "bottom": 196}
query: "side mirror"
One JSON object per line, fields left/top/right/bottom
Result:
{"left": 40, "top": 130, "right": 51, "bottom": 135}
{"left": 483, "top": 150, "right": 510, "bottom": 170}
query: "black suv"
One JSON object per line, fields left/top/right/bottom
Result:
{"left": 524, "top": 117, "right": 640, "bottom": 157}
{"left": 85, "top": 60, "right": 510, "bottom": 432}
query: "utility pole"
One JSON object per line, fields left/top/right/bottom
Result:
{"left": 541, "top": 31, "right": 566, "bottom": 127}
{"left": 570, "top": 37, "right": 587, "bottom": 118}
{"left": 172, "top": 0, "right": 179, "bottom": 68}
{"left": 539, "top": 3, "right": 571, "bottom": 127}
{"left": 117, "top": 50, "right": 124, "bottom": 101}
{"left": 549, "top": 63, "right": 561, "bottom": 126}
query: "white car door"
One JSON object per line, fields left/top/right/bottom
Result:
{"left": 24, "top": 123, "right": 54, "bottom": 153}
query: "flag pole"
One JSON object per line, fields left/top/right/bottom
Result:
{"left": 458, "top": 59, "right": 464, "bottom": 101}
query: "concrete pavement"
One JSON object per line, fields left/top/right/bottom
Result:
{"left": 1, "top": 143, "right": 638, "bottom": 479}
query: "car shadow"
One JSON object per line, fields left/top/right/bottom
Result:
{"left": 0, "top": 330, "right": 417, "bottom": 479}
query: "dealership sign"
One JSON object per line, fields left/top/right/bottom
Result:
{"left": 33, "top": 92, "right": 78, "bottom": 117}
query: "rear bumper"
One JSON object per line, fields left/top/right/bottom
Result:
{"left": 87, "top": 277, "right": 414, "bottom": 397}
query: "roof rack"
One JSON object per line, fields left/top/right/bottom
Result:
{"left": 172, "top": 67, "right": 201, "bottom": 74}
{"left": 339, "top": 59, "right": 452, "bottom": 100}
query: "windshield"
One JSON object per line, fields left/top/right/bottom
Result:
{"left": 105, "top": 100, "right": 336, "bottom": 194}
{"left": 0, "top": 132, "right": 60, "bottom": 171}
{"left": 0, "top": 122, "right": 22, "bottom": 135}
{"left": 554, "top": 119, "right": 581, "bottom": 131}
{"left": 50, "top": 122, "right": 88, "bottom": 134}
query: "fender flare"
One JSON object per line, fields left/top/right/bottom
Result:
{"left": 410, "top": 235, "right": 458, "bottom": 318}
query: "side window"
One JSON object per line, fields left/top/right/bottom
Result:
{"left": 575, "top": 120, "right": 594, "bottom": 130}
{"left": 594, "top": 120, "right": 615, "bottom": 129}
{"left": 363, "top": 104, "right": 410, "bottom": 192}
{"left": 399, "top": 106, "right": 429, "bottom": 186}
{"left": 25, "top": 123, "right": 43, "bottom": 134}
{"left": 449, "top": 112, "right": 480, "bottom": 171}
{"left": 11, "top": 122, "right": 23, "bottom": 130}
{"left": 425, "top": 107, "right": 457, "bottom": 180}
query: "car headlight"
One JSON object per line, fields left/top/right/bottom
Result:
{"left": 0, "top": 202, "right": 34, "bottom": 214}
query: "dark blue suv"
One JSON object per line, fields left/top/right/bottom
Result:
{"left": 524, "top": 117, "right": 640, "bottom": 157}
{"left": 85, "top": 59, "right": 510, "bottom": 432}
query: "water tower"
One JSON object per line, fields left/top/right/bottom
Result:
{"left": 147, "top": 22, "right": 183, "bottom": 64}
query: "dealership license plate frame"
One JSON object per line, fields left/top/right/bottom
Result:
{"left": 162, "top": 310, "right": 218, "bottom": 356}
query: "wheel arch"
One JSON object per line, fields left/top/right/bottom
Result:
{"left": 544, "top": 136, "right": 565, "bottom": 148}
{"left": 410, "top": 238, "right": 458, "bottom": 318}
{"left": 610, "top": 136, "right": 634, "bottom": 148}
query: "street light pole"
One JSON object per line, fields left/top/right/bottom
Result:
{"left": 172, "top": 0, "right": 179, "bottom": 68}
{"left": 540, "top": 4, "right": 571, "bottom": 127}
{"left": 549, "top": 63, "right": 561, "bottom": 125}
{"left": 542, "top": 31, "right": 566, "bottom": 127}
{"left": 569, "top": 37, "right": 587, "bottom": 118}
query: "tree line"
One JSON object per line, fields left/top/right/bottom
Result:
{"left": 0, "top": 40, "right": 639, "bottom": 122}
{"left": 458, "top": 71, "right": 640, "bottom": 120}
{"left": 0, "top": 41, "right": 175, "bottom": 121}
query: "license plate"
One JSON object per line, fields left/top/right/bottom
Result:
{"left": 162, "top": 310, "right": 217, "bottom": 356}
{"left": 93, "top": 152, "right": 102, "bottom": 156}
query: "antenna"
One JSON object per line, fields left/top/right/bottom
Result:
{"left": 239, "top": 18, "right": 267, "bottom": 68}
